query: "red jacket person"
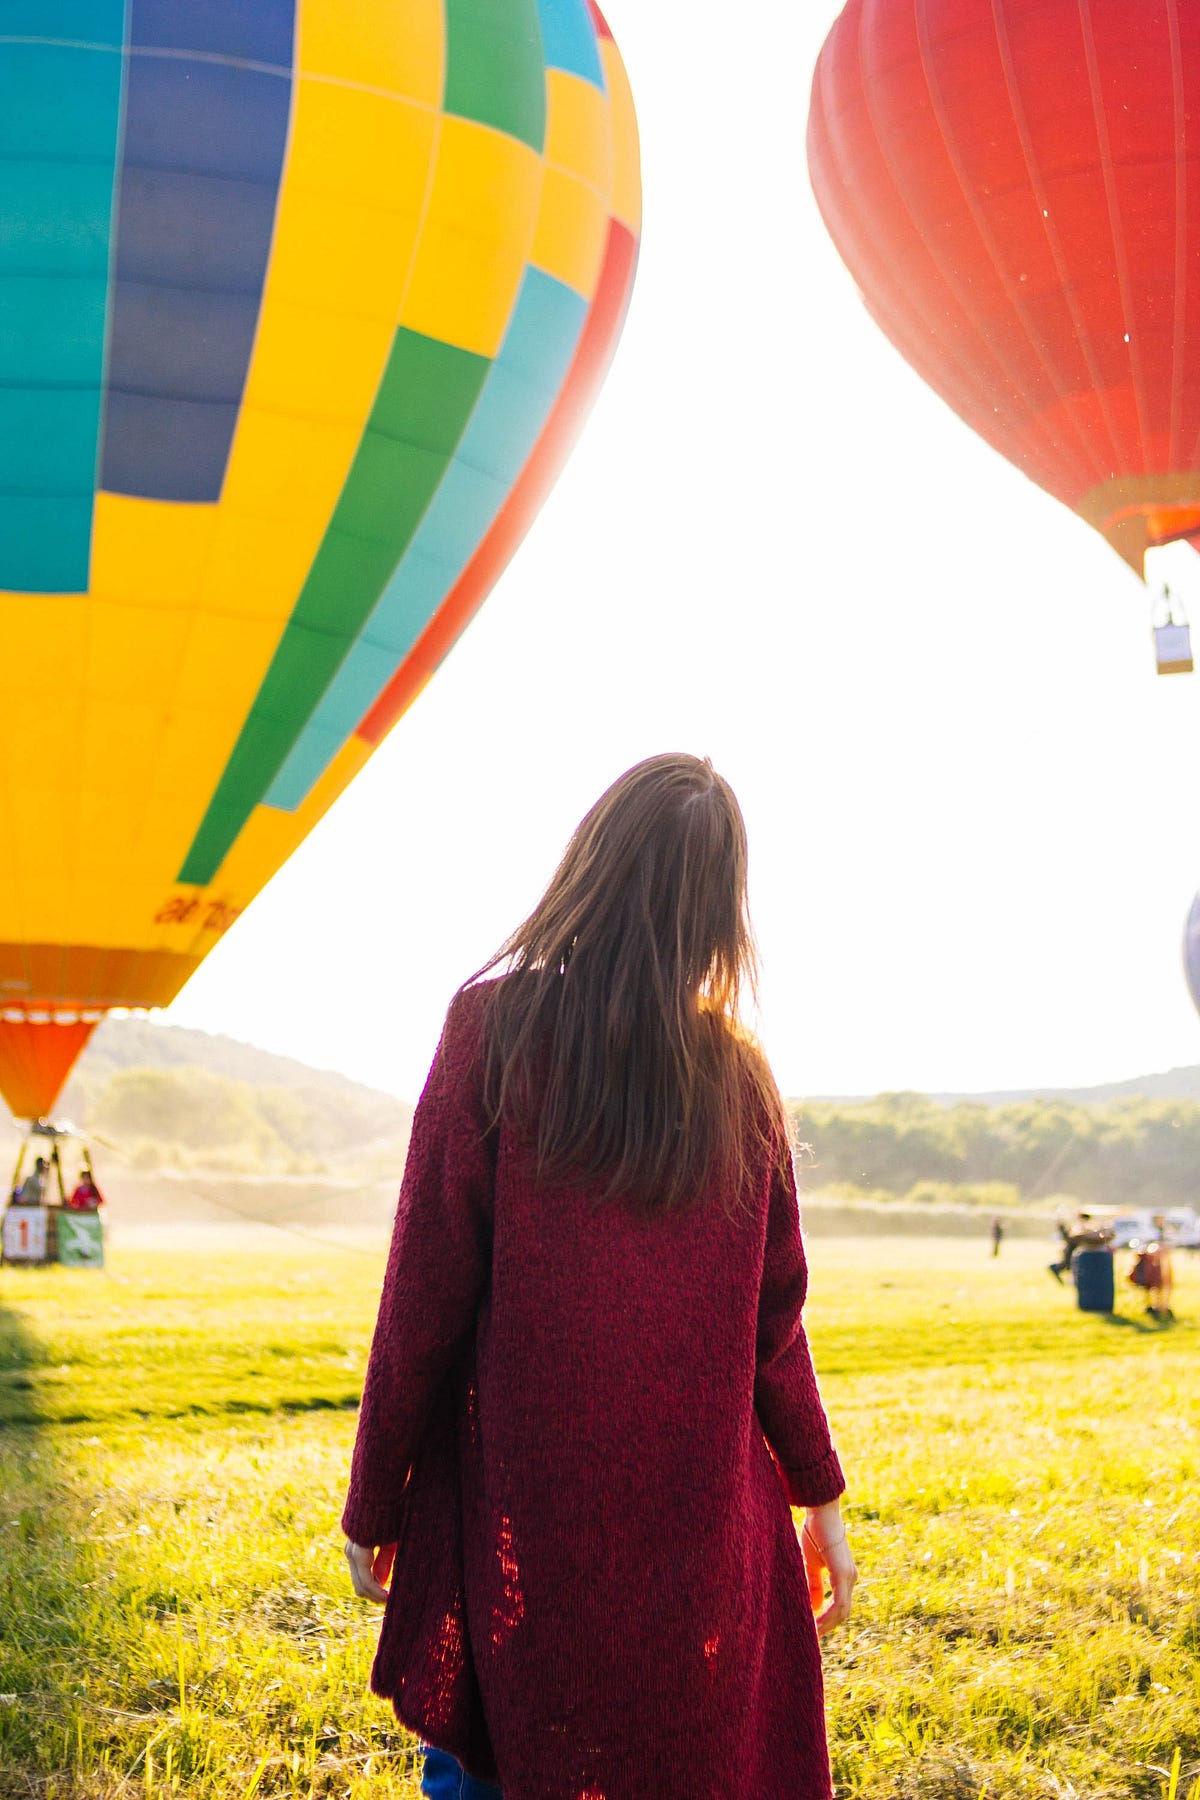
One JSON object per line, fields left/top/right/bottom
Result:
{"left": 342, "top": 754, "right": 854, "bottom": 1800}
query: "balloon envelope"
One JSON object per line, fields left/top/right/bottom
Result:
{"left": 808, "top": 0, "right": 1200, "bottom": 576}
{"left": 0, "top": 0, "right": 640, "bottom": 1117}
{"left": 1186, "top": 894, "right": 1200, "bottom": 1018}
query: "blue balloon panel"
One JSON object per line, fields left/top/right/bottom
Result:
{"left": 130, "top": 0, "right": 294, "bottom": 63}
{"left": 100, "top": 4, "right": 293, "bottom": 501}
{"left": 0, "top": 28, "right": 124, "bottom": 590}
{"left": 535, "top": 0, "right": 606, "bottom": 88}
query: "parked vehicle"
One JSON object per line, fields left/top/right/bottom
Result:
{"left": 1106, "top": 1208, "right": 1200, "bottom": 1250}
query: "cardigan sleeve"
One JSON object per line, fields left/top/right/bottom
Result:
{"left": 341, "top": 989, "right": 494, "bottom": 1547}
{"left": 754, "top": 1134, "right": 846, "bottom": 1509}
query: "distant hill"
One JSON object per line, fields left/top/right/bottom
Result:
{"left": 3, "top": 1022, "right": 1196, "bottom": 1239}
{"left": 4, "top": 1012, "right": 1196, "bottom": 1191}
{"left": 0, "top": 1017, "right": 417, "bottom": 1179}
{"left": 802, "top": 1065, "right": 1200, "bottom": 1106}
{"left": 47, "top": 1012, "right": 1200, "bottom": 1116}
{"left": 65, "top": 1016, "right": 397, "bottom": 1099}
{"left": 951, "top": 1066, "right": 1200, "bottom": 1104}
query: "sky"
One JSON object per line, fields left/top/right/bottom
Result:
{"left": 166, "top": 0, "right": 1200, "bottom": 1104}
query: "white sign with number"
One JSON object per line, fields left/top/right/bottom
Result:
{"left": 3, "top": 1206, "right": 48, "bottom": 1263}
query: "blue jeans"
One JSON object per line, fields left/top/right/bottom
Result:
{"left": 420, "top": 1744, "right": 502, "bottom": 1799}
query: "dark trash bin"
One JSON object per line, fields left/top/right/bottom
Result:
{"left": 1073, "top": 1246, "right": 1115, "bottom": 1313}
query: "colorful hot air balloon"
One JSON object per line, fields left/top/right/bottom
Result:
{"left": 0, "top": 0, "right": 640, "bottom": 1121}
{"left": 808, "top": 0, "right": 1200, "bottom": 577}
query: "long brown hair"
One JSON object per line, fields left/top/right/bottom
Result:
{"left": 465, "top": 753, "right": 788, "bottom": 1211}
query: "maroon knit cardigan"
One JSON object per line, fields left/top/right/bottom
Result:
{"left": 342, "top": 987, "right": 845, "bottom": 1800}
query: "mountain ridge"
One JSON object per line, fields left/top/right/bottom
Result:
{"left": 0, "top": 1018, "right": 414, "bottom": 1179}
{"left": 806, "top": 1065, "right": 1200, "bottom": 1106}
{"left": 70, "top": 1015, "right": 402, "bottom": 1105}
{"left": 70, "top": 1017, "right": 1200, "bottom": 1109}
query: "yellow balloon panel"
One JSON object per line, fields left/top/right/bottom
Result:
{"left": 399, "top": 120, "right": 543, "bottom": 355}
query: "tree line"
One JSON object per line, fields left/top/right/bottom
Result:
{"left": 790, "top": 1091, "right": 1200, "bottom": 1210}
{"left": 46, "top": 1062, "right": 1200, "bottom": 1206}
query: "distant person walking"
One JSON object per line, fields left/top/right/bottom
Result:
{"left": 342, "top": 754, "right": 855, "bottom": 1800}
{"left": 991, "top": 1216, "right": 1004, "bottom": 1257}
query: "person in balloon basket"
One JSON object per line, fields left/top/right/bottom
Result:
{"left": 67, "top": 1170, "right": 103, "bottom": 1211}
{"left": 342, "top": 754, "right": 855, "bottom": 1800}
{"left": 13, "top": 1157, "right": 50, "bottom": 1206}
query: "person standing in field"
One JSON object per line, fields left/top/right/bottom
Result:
{"left": 1150, "top": 1215, "right": 1175, "bottom": 1320}
{"left": 342, "top": 753, "right": 855, "bottom": 1800}
{"left": 1129, "top": 1216, "right": 1174, "bottom": 1322}
{"left": 990, "top": 1216, "right": 1004, "bottom": 1257}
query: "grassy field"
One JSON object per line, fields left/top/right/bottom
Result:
{"left": 1, "top": 1232, "right": 1197, "bottom": 1800}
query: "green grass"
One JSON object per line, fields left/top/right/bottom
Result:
{"left": 1, "top": 1237, "right": 1197, "bottom": 1798}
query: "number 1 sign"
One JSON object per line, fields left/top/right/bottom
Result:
{"left": 2, "top": 1207, "right": 48, "bottom": 1264}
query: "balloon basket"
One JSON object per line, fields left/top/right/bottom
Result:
{"left": 1, "top": 1202, "right": 105, "bottom": 1269}
{"left": 1154, "top": 621, "right": 1194, "bottom": 676}
{"left": 3, "top": 1120, "right": 106, "bottom": 1269}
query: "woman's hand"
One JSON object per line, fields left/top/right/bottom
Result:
{"left": 801, "top": 1502, "right": 857, "bottom": 1637}
{"left": 343, "top": 1540, "right": 395, "bottom": 1603}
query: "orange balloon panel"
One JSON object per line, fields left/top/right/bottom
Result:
{"left": 0, "top": 1019, "right": 99, "bottom": 1123}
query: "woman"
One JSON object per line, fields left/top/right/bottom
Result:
{"left": 1131, "top": 1217, "right": 1174, "bottom": 1322}
{"left": 343, "top": 754, "right": 855, "bottom": 1800}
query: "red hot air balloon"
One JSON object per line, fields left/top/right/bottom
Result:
{"left": 808, "top": 0, "right": 1200, "bottom": 578}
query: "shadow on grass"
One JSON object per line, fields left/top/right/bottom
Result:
{"left": 0, "top": 1280, "right": 92, "bottom": 1792}
{"left": 0, "top": 1278, "right": 49, "bottom": 1430}
{"left": 1099, "top": 1311, "right": 1171, "bottom": 1335}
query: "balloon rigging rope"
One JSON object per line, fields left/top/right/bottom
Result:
{"left": 85, "top": 1128, "right": 395, "bottom": 1261}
